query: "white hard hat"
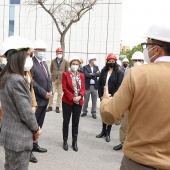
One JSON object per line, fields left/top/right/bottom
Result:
{"left": 122, "top": 58, "right": 129, "bottom": 63}
{"left": 69, "top": 56, "right": 81, "bottom": 65}
{"left": 145, "top": 23, "right": 170, "bottom": 42}
{"left": 34, "top": 39, "right": 47, "bottom": 49}
{"left": 88, "top": 55, "right": 96, "bottom": 61}
{"left": 0, "top": 35, "right": 34, "bottom": 55}
{"left": 132, "top": 51, "right": 144, "bottom": 60}
{"left": 117, "top": 60, "right": 122, "bottom": 66}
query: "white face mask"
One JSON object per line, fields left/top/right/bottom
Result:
{"left": 143, "top": 46, "right": 156, "bottom": 63}
{"left": 134, "top": 62, "right": 142, "bottom": 67}
{"left": 57, "top": 54, "right": 62, "bottom": 59}
{"left": 71, "top": 65, "right": 79, "bottom": 72}
{"left": 94, "top": 61, "right": 97, "bottom": 65}
{"left": 24, "top": 58, "right": 33, "bottom": 71}
{"left": 2, "top": 57, "right": 7, "bottom": 65}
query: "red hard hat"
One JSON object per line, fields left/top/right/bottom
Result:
{"left": 106, "top": 53, "right": 117, "bottom": 61}
{"left": 56, "top": 47, "right": 63, "bottom": 53}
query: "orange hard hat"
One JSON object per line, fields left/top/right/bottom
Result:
{"left": 106, "top": 53, "right": 117, "bottom": 61}
{"left": 56, "top": 47, "right": 63, "bottom": 53}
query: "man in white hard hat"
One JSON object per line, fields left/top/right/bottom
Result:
{"left": 31, "top": 39, "right": 52, "bottom": 157}
{"left": 100, "top": 23, "right": 170, "bottom": 170}
{"left": 120, "top": 57, "right": 129, "bottom": 72}
{"left": 81, "top": 55, "right": 100, "bottom": 119}
{"left": 113, "top": 51, "right": 145, "bottom": 151}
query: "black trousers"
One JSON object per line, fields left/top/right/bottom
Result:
{"left": 102, "top": 122, "right": 112, "bottom": 134}
{"left": 62, "top": 102, "right": 82, "bottom": 142}
{"left": 35, "top": 105, "right": 47, "bottom": 128}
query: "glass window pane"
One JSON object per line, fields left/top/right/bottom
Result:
{"left": 10, "top": 0, "right": 20, "bottom": 4}
{"left": 9, "top": 6, "right": 15, "bottom": 21}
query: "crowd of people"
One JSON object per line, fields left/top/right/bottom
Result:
{"left": 0, "top": 22, "right": 170, "bottom": 170}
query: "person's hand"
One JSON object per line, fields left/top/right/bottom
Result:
{"left": 32, "top": 107, "right": 37, "bottom": 113}
{"left": 33, "top": 127, "right": 42, "bottom": 142}
{"left": 45, "top": 92, "right": 52, "bottom": 99}
{"left": 96, "top": 71, "right": 99, "bottom": 73}
{"left": 102, "top": 86, "right": 111, "bottom": 100}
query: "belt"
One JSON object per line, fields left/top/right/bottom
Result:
{"left": 124, "top": 156, "right": 160, "bottom": 170}
{"left": 90, "top": 84, "right": 95, "bottom": 85}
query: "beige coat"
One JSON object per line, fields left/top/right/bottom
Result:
{"left": 100, "top": 62, "right": 170, "bottom": 170}
{"left": 25, "top": 71, "right": 37, "bottom": 107}
{"left": 50, "top": 58, "right": 69, "bottom": 83}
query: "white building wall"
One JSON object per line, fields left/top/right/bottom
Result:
{"left": 0, "top": 0, "right": 122, "bottom": 70}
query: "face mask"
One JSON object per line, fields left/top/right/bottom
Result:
{"left": 24, "top": 58, "right": 33, "bottom": 71}
{"left": 143, "top": 46, "right": 156, "bottom": 63}
{"left": 57, "top": 54, "right": 62, "bottom": 59}
{"left": 71, "top": 65, "right": 79, "bottom": 72}
{"left": 37, "top": 52, "right": 45, "bottom": 60}
{"left": 2, "top": 58, "right": 7, "bottom": 65}
{"left": 107, "top": 63, "right": 115, "bottom": 68}
{"left": 94, "top": 61, "right": 97, "bottom": 65}
{"left": 123, "top": 63, "right": 128, "bottom": 68}
{"left": 134, "top": 62, "right": 142, "bottom": 67}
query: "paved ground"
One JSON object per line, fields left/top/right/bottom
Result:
{"left": 0, "top": 100, "right": 123, "bottom": 170}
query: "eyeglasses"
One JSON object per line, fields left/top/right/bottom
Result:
{"left": 141, "top": 42, "right": 163, "bottom": 49}
{"left": 132, "top": 59, "right": 143, "bottom": 62}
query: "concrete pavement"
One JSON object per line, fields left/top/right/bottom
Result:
{"left": 0, "top": 102, "right": 123, "bottom": 170}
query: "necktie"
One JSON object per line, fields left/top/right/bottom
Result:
{"left": 40, "top": 62, "right": 48, "bottom": 78}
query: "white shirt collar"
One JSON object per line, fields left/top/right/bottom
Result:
{"left": 35, "top": 56, "right": 42, "bottom": 64}
{"left": 154, "top": 56, "right": 170, "bottom": 63}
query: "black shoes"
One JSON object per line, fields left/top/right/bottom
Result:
{"left": 81, "top": 113, "right": 87, "bottom": 117}
{"left": 72, "top": 141, "right": 78, "bottom": 152}
{"left": 106, "top": 133, "right": 110, "bottom": 142}
{"left": 92, "top": 114, "right": 97, "bottom": 119}
{"left": 113, "top": 144, "right": 122, "bottom": 150}
{"left": 63, "top": 141, "right": 68, "bottom": 151}
{"left": 96, "top": 131, "right": 106, "bottom": 138}
{"left": 30, "top": 152, "right": 37, "bottom": 163}
{"left": 32, "top": 143, "right": 47, "bottom": 153}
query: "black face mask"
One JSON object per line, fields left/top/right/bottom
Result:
{"left": 123, "top": 63, "right": 128, "bottom": 68}
{"left": 107, "top": 63, "right": 116, "bottom": 68}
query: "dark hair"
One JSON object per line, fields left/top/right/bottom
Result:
{"left": 152, "top": 39, "right": 170, "bottom": 55}
{"left": 104, "top": 61, "right": 118, "bottom": 71}
{"left": 0, "top": 48, "right": 28, "bottom": 88}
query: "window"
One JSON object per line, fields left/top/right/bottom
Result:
{"left": 10, "top": 0, "right": 20, "bottom": 4}
{"left": 8, "top": 6, "right": 15, "bottom": 36}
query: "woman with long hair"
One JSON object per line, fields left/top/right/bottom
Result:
{"left": 0, "top": 36, "right": 41, "bottom": 170}
{"left": 96, "top": 53, "right": 124, "bottom": 142}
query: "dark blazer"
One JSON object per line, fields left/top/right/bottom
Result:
{"left": 83, "top": 64, "right": 100, "bottom": 90}
{"left": 62, "top": 72, "right": 85, "bottom": 106}
{"left": 32, "top": 57, "right": 52, "bottom": 106}
{"left": 0, "top": 75, "right": 38, "bottom": 152}
{"left": 98, "top": 67, "right": 124, "bottom": 98}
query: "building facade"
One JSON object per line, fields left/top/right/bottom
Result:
{"left": 0, "top": 0, "right": 122, "bottom": 69}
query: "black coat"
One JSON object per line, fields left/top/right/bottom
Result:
{"left": 83, "top": 64, "right": 100, "bottom": 90}
{"left": 32, "top": 57, "right": 52, "bottom": 106}
{"left": 98, "top": 67, "right": 124, "bottom": 98}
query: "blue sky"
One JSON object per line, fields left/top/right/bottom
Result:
{"left": 121, "top": 0, "right": 170, "bottom": 47}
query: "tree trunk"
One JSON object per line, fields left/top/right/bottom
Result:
{"left": 60, "top": 33, "right": 65, "bottom": 57}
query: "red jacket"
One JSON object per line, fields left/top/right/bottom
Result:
{"left": 62, "top": 72, "right": 85, "bottom": 105}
